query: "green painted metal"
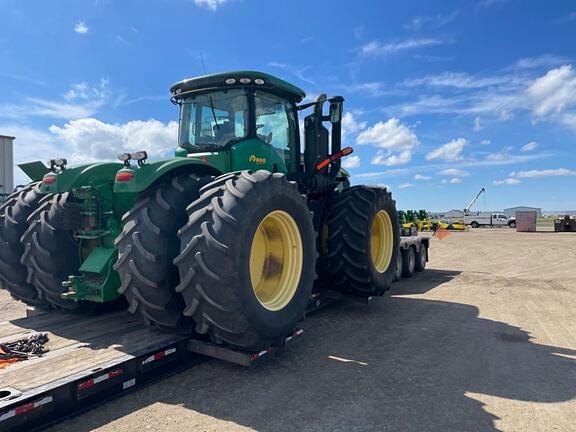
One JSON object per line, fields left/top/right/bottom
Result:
{"left": 229, "top": 139, "right": 288, "bottom": 173}
{"left": 18, "top": 161, "right": 50, "bottom": 182}
{"left": 114, "top": 155, "right": 226, "bottom": 194}
{"left": 170, "top": 71, "right": 306, "bottom": 102}
{"left": 62, "top": 247, "right": 120, "bottom": 302}
{"left": 40, "top": 162, "right": 123, "bottom": 195}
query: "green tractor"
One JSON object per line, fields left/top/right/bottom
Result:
{"left": 0, "top": 71, "right": 399, "bottom": 350}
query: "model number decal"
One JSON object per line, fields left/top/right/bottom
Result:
{"left": 249, "top": 155, "right": 266, "bottom": 164}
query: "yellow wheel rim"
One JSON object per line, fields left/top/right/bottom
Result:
{"left": 370, "top": 210, "right": 394, "bottom": 273}
{"left": 249, "top": 210, "right": 303, "bottom": 311}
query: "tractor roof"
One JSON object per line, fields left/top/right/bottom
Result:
{"left": 170, "top": 71, "right": 306, "bottom": 102}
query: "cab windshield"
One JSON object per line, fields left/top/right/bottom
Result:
{"left": 178, "top": 89, "right": 248, "bottom": 151}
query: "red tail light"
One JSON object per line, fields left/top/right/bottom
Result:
{"left": 115, "top": 171, "right": 134, "bottom": 182}
{"left": 43, "top": 175, "right": 57, "bottom": 185}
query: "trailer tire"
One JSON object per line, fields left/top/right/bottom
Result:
{"left": 0, "top": 183, "right": 48, "bottom": 307}
{"left": 114, "top": 174, "right": 209, "bottom": 332}
{"left": 415, "top": 243, "right": 427, "bottom": 272}
{"left": 471, "top": 221, "right": 479, "bottom": 228}
{"left": 393, "top": 251, "right": 403, "bottom": 282}
{"left": 401, "top": 246, "right": 416, "bottom": 278}
{"left": 21, "top": 193, "right": 85, "bottom": 310}
{"left": 325, "top": 186, "right": 399, "bottom": 296}
{"left": 175, "top": 171, "right": 316, "bottom": 351}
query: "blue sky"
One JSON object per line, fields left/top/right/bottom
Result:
{"left": 1, "top": 0, "right": 575, "bottom": 211}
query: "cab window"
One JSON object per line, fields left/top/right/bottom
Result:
{"left": 254, "top": 91, "right": 296, "bottom": 171}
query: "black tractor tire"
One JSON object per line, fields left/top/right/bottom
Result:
{"left": 471, "top": 221, "right": 480, "bottom": 229}
{"left": 401, "top": 246, "right": 416, "bottom": 278}
{"left": 393, "top": 250, "right": 403, "bottom": 282}
{"left": 0, "top": 183, "right": 47, "bottom": 307}
{"left": 114, "top": 174, "right": 209, "bottom": 332}
{"left": 325, "top": 186, "right": 400, "bottom": 296}
{"left": 21, "top": 192, "right": 84, "bottom": 310}
{"left": 415, "top": 243, "right": 427, "bottom": 272}
{"left": 175, "top": 171, "right": 316, "bottom": 351}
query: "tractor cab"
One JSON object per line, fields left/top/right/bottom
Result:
{"left": 170, "top": 71, "right": 346, "bottom": 188}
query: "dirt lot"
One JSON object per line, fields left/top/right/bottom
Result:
{"left": 2, "top": 228, "right": 575, "bottom": 431}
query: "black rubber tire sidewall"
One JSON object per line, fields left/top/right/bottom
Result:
{"left": 233, "top": 190, "right": 316, "bottom": 339}
{"left": 415, "top": 244, "right": 427, "bottom": 272}
{"left": 401, "top": 246, "right": 416, "bottom": 277}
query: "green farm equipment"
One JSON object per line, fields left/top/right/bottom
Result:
{"left": 0, "top": 71, "right": 399, "bottom": 350}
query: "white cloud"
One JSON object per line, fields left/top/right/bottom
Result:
{"left": 360, "top": 38, "right": 444, "bottom": 57}
{"left": 74, "top": 21, "right": 89, "bottom": 34}
{"left": 512, "top": 168, "right": 576, "bottom": 178}
{"left": 341, "top": 155, "right": 360, "bottom": 169}
{"left": 481, "top": 139, "right": 491, "bottom": 145}
{"left": 404, "top": 72, "right": 510, "bottom": 89}
{"left": 513, "top": 55, "right": 569, "bottom": 69}
{"left": 473, "top": 117, "right": 482, "bottom": 132}
{"left": 441, "top": 177, "right": 462, "bottom": 184}
{"left": 438, "top": 168, "right": 469, "bottom": 177}
{"left": 49, "top": 118, "right": 178, "bottom": 163}
{"left": 194, "top": 0, "right": 229, "bottom": 10}
{"left": 356, "top": 118, "right": 419, "bottom": 166}
{"left": 426, "top": 138, "right": 467, "bottom": 161}
{"left": 398, "top": 182, "right": 415, "bottom": 189}
{"left": 527, "top": 65, "right": 576, "bottom": 118}
{"left": 521, "top": 141, "right": 538, "bottom": 152}
{"left": 341, "top": 112, "right": 366, "bottom": 136}
{"left": 493, "top": 178, "right": 521, "bottom": 185}
{"left": 0, "top": 80, "right": 110, "bottom": 120}
{"left": 405, "top": 11, "right": 458, "bottom": 31}
{"left": 414, "top": 174, "right": 431, "bottom": 180}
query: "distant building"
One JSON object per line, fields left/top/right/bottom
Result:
{"left": 443, "top": 209, "right": 464, "bottom": 219}
{"left": 504, "top": 206, "right": 542, "bottom": 218}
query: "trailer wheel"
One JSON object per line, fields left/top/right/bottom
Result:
{"left": 175, "top": 171, "right": 316, "bottom": 351}
{"left": 114, "top": 174, "right": 209, "bottom": 332}
{"left": 415, "top": 244, "right": 427, "bottom": 272}
{"left": 21, "top": 193, "right": 85, "bottom": 310}
{"left": 471, "top": 221, "right": 479, "bottom": 229}
{"left": 401, "top": 246, "right": 416, "bottom": 278}
{"left": 0, "top": 183, "right": 48, "bottom": 307}
{"left": 325, "top": 186, "right": 400, "bottom": 296}
{"left": 393, "top": 251, "right": 403, "bottom": 282}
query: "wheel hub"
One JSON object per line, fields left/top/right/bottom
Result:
{"left": 370, "top": 210, "right": 394, "bottom": 273}
{"left": 249, "top": 210, "right": 303, "bottom": 311}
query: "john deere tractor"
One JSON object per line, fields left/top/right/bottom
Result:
{"left": 0, "top": 71, "right": 399, "bottom": 350}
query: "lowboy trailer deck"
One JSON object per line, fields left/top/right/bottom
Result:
{"left": 0, "top": 235, "right": 429, "bottom": 432}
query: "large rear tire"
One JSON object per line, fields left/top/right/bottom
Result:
{"left": 21, "top": 193, "right": 84, "bottom": 310}
{"left": 175, "top": 171, "right": 316, "bottom": 351}
{"left": 114, "top": 174, "right": 208, "bottom": 332}
{"left": 325, "top": 186, "right": 399, "bottom": 296}
{"left": 0, "top": 183, "right": 47, "bottom": 307}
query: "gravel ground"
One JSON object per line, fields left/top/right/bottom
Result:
{"left": 4, "top": 228, "right": 575, "bottom": 431}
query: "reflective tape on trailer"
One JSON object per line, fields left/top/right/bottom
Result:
{"left": 78, "top": 368, "right": 123, "bottom": 391}
{"left": 142, "top": 347, "right": 176, "bottom": 365}
{"left": 0, "top": 396, "right": 53, "bottom": 423}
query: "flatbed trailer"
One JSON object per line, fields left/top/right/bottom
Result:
{"left": 0, "top": 235, "right": 429, "bottom": 432}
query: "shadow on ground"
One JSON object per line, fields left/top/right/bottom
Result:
{"left": 43, "top": 269, "right": 576, "bottom": 432}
